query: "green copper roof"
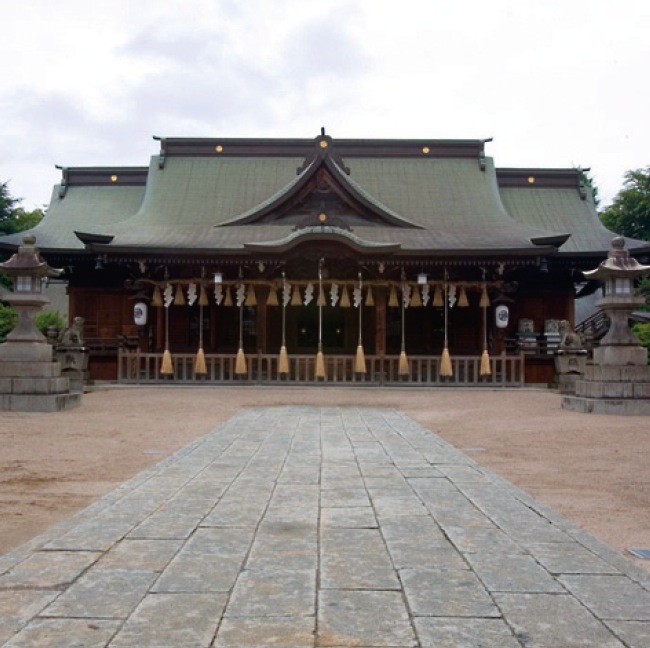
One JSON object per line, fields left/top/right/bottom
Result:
{"left": 499, "top": 183, "right": 650, "bottom": 255}
{"left": 0, "top": 184, "right": 145, "bottom": 253}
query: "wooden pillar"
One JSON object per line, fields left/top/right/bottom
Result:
{"left": 375, "top": 287, "right": 387, "bottom": 356}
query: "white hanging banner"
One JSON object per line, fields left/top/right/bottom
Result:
{"left": 163, "top": 284, "right": 174, "bottom": 308}
{"left": 214, "top": 284, "right": 224, "bottom": 305}
{"left": 448, "top": 284, "right": 457, "bottom": 308}
{"left": 304, "top": 283, "right": 314, "bottom": 305}
{"left": 187, "top": 283, "right": 198, "bottom": 306}
{"left": 330, "top": 283, "right": 340, "bottom": 306}
{"left": 421, "top": 284, "right": 430, "bottom": 306}
{"left": 282, "top": 282, "right": 291, "bottom": 307}
{"left": 402, "top": 284, "right": 412, "bottom": 308}
{"left": 235, "top": 283, "right": 246, "bottom": 307}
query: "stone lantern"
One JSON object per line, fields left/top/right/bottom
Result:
{"left": 584, "top": 236, "right": 650, "bottom": 366}
{"left": 0, "top": 235, "right": 80, "bottom": 411}
{"left": 563, "top": 237, "right": 650, "bottom": 415}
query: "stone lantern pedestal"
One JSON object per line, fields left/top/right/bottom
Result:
{"left": 0, "top": 235, "right": 80, "bottom": 411}
{"left": 563, "top": 237, "right": 650, "bottom": 415}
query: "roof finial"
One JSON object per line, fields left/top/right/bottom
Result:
{"left": 321, "top": 126, "right": 326, "bottom": 136}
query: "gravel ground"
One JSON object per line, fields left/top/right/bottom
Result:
{"left": 1, "top": 385, "right": 649, "bottom": 572}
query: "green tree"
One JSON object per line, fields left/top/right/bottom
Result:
{"left": 0, "top": 181, "right": 45, "bottom": 235}
{"left": 600, "top": 166, "right": 650, "bottom": 241}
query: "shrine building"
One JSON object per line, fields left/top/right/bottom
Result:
{"left": 1, "top": 132, "right": 649, "bottom": 386}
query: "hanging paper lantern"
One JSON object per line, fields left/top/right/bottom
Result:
{"left": 174, "top": 283, "right": 185, "bottom": 306}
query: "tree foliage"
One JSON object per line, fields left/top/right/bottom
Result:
{"left": 0, "top": 181, "right": 45, "bottom": 236}
{"left": 599, "top": 166, "right": 650, "bottom": 242}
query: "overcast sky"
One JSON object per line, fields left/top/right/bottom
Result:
{"left": 1, "top": 0, "right": 648, "bottom": 211}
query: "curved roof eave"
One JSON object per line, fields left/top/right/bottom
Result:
{"left": 242, "top": 226, "right": 402, "bottom": 255}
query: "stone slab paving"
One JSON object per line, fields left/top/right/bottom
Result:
{"left": 1, "top": 406, "right": 650, "bottom": 647}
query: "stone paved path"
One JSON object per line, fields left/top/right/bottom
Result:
{"left": 1, "top": 406, "right": 649, "bottom": 647}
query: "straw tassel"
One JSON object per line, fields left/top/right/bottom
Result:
{"left": 278, "top": 272, "right": 289, "bottom": 376}
{"left": 440, "top": 270, "right": 453, "bottom": 377}
{"left": 440, "top": 346, "right": 453, "bottom": 376}
{"left": 388, "top": 284, "right": 399, "bottom": 307}
{"left": 355, "top": 344, "right": 366, "bottom": 373}
{"left": 339, "top": 285, "right": 351, "bottom": 307}
{"left": 151, "top": 286, "right": 162, "bottom": 307}
{"left": 161, "top": 348, "right": 174, "bottom": 375}
{"left": 458, "top": 285, "right": 469, "bottom": 307}
{"left": 266, "top": 285, "right": 279, "bottom": 306}
{"left": 235, "top": 346, "right": 247, "bottom": 375}
{"left": 291, "top": 284, "right": 302, "bottom": 306}
{"left": 317, "top": 286, "right": 327, "bottom": 306}
{"left": 480, "top": 349, "right": 491, "bottom": 376}
{"left": 160, "top": 297, "right": 174, "bottom": 375}
{"left": 480, "top": 285, "right": 491, "bottom": 307}
{"left": 194, "top": 346, "right": 207, "bottom": 374}
{"left": 398, "top": 349, "right": 409, "bottom": 376}
{"left": 432, "top": 284, "right": 443, "bottom": 307}
{"left": 278, "top": 345, "right": 289, "bottom": 374}
{"left": 410, "top": 284, "right": 422, "bottom": 307}
{"left": 174, "top": 283, "right": 185, "bottom": 306}
{"left": 245, "top": 284, "right": 257, "bottom": 306}
{"left": 315, "top": 345, "right": 326, "bottom": 379}
{"left": 223, "top": 287, "right": 233, "bottom": 306}
{"left": 365, "top": 286, "right": 374, "bottom": 306}
{"left": 355, "top": 272, "right": 367, "bottom": 374}
{"left": 198, "top": 285, "right": 209, "bottom": 306}
{"left": 479, "top": 269, "right": 491, "bottom": 377}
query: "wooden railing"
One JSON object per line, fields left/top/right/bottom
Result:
{"left": 117, "top": 350, "right": 525, "bottom": 387}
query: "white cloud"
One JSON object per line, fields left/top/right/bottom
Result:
{"left": 1, "top": 0, "right": 649, "bottom": 210}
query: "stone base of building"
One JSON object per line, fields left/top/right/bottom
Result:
{"left": 0, "top": 360, "right": 81, "bottom": 412}
{"left": 562, "top": 364, "right": 650, "bottom": 415}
